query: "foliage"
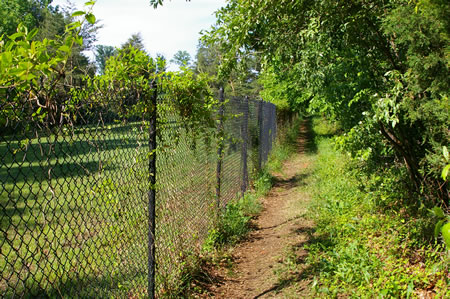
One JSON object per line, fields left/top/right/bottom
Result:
{"left": 430, "top": 206, "right": 450, "bottom": 250}
{"left": 171, "top": 50, "right": 192, "bottom": 67}
{"left": 442, "top": 223, "right": 450, "bottom": 249}
{"left": 1, "top": 0, "right": 218, "bottom": 147}
{"left": 203, "top": 189, "right": 263, "bottom": 251}
{"left": 203, "top": 117, "right": 302, "bottom": 252}
{"left": 204, "top": 0, "right": 449, "bottom": 206}
{"left": 194, "top": 40, "right": 262, "bottom": 98}
{"left": 149, "top": 0, "right": 191, "bottom": 9}
{"left": 56, "top": 1, "right": 101, "bottom": 80}
{"left": 0, "top": 0, "right": 50, "bottom": 37}
{"left": 258, "top": 66, "right": 302, "bottom": 113}
{"left": 267, "top": 116, "right": 302, "bottom": 173}
{"left": 211, "top": 198, "right": 253, "bottom": 246}
{"left": 0, "top": 1, "right": 97, "bottom": 128}
{"left": 121, "top": 32, "right": 145, "bottom": 52}
{"left": 305, "top": 120, "right": 449, "bottom": 298}
{"left": 94, "top": 44, "right": 117, "bottom": 74}
{"left": 66, "top": 44, "right": 218, "bottom": 154}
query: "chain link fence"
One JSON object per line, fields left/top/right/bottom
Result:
{"left": 1, "top": 82, "right": 279, "bottom": 297}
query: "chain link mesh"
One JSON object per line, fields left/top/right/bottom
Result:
{"left": 1, "top": 83, "right": 279, "bottom": 297}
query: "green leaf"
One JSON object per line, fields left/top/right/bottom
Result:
{"left": 66, "top": 21, "right": 81, "bottom": 31}
{"left": 74, "top": 35, "right": 83, "bottom": 46}
{"left": 442, "top": 164, "right": 450, "bottom": 181}
{"left": 443, "top": 146, "right": 449, "bottom": 161}
{"left": 86, "top": 13, "right": 96, "bottom": 25}
{"left": 8, "top": 32, "right": 24, "bottom": 41}
{"left": 71, "top": 11, "right": 86, "bottom": 17}
{"left": 441, "top": 222, "right": 450, "bottom": 249}
{"left": 434, "top": 220, "right": 444, "bottom": 238}
{"left": 19, "top": 72, "right": 36, "bottom": 81}
{"left": 430, "top": 206, "right": 445, "bottom": 218}
{"left": 58, "top": 45, "right": 71, "bottom": 53}
{"left": 8, "top": 68, "right": 25, "bottom": 76}
{"left": 1, "top": 52, "right": 13, "bottom": 64}
{"left": 26, "top": 28, "right": 39, "bottom": 41}
{"left": 84, "top": 1, "right": 96, "bottom": 6}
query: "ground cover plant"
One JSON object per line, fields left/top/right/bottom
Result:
{"left": 204, "top": 0, "right": 449, "bottom": 223}
{"left": 2, "top": 0, "right": 449, "bottom": 297}
{"left": 0, "top": 86, "right": 277, "bottom": 297}
{"left": 184, "top": 116, "right": 301, "bottom": 294}
{"left": 202, "top": 2, "right": 450, "bottom": 295}
{"left": 304, "top": 118, "right": 449, "bottom": 298}
{"left": 202, "top": 117, "right": 303, "bottom": 251}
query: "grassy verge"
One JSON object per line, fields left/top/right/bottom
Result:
{"left": 266, "top": 116, "right": 303, "bottom": 174}
{"left": 303, "top": 118, "right": 449, "bottom": 298}
{"left": 184, "top": 116, "right": 303, "bottom": 296}
{"left": 205, "top": 116, "right": 304, "bottom": 249}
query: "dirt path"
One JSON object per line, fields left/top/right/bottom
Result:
{"left": 203, "top": 121, "right": 315, "bottom": 298}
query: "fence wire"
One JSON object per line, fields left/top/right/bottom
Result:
{"left": 1, "top": 83, "right": 279, "bottom": 298}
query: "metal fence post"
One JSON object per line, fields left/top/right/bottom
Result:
{"left": 273, "top": 105, "right": 277, "bottom": 143}
{"left": 268, "top": 104, "right": 274, "bottom": 153}
{"left": 257, "top": 99, "right": 264, "bottom": 172}
{"left": 216, "top": 87, "right": 225, "bottom": 210}
{"left": 148, "top": 81, "right": 157, "bottom": 299}
{"left": 241, "top": 96, "right": 249, "bottom": 194}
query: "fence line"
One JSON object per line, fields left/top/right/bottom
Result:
{"left": 0, "top": 84, "right": 279, "bottom": 297}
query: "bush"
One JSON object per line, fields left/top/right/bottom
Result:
{"left": 306, "top": 120, "right": 449, "bottom": 298}
{"left": 203, "top": 193, "right": 261, "bottom": 251}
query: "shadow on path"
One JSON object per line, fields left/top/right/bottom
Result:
{"left": 193, "top": 117, "right": 318, "bottom": 298}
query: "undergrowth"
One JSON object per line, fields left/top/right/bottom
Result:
{"left": 266, "top": 117, "right": 303, "bottom": 173}
{"left": 305, "top": 118, "right": 449, "bottom": 298}
{"left": 183, "top": 116, "right": 303, "bottom": 296}
{"left": 204, "top": 116, "right": 303, "bottom": 250}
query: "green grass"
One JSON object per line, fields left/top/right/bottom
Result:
{"left": 185, "top": 116, "right": 302, "bottom": 296}
{"left": 0, "top": 121, "right": 232, "bottom": 297}
{"left": 1, "top": 123, "right": 151, "bottom": 297}
{"left": 266, "top": 116, "right": 304, "bottom": 173}
{"left": 1, "top": 108, "right": 295, "bottom": 297}
{"left": 200, "top": 117, "right": 304, "bottom": 252}
{"left": 302, "top": 118, "right": 450, "bottom": 298}
{"left": 200, "top": 168, "right": 273, "bottom": 253}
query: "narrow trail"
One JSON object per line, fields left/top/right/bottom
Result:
{"left": 204, "top": 120, "right": 315, "bottom": 298}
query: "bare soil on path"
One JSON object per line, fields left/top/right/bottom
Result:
{"left": 201, "top": 121, "right": 315, "bottom": 299}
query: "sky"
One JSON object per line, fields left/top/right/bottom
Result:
{"left": 52, "top": 0, "right": 226, "bottom": 68}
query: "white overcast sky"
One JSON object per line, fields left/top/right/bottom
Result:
{"left": 52, "top": 0, "right": 225, "bottom": 67}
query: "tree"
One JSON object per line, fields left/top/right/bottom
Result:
{"left": 149, "top": 0, "right": 191, "bottom": 9}
{"left": 60, "top": 2, "right": 100, "bottom": 81}
{"left": 204, "top": 0, "right": 449, "bottom": 204}
{"left": 0, "top": 2, "right": 97, "bottom": 129}
{"left": 0, "top": 0, "right": 51, "bottom": 36}
{"left": 34, "top": 4, "right": 65, "bottom": 40}
{"left": 121, "top": 33, "right": 145, "bottom": 52}
{"left": 193, "top": 40, "right": 261, "bottom": 97}
{"left": 16, "top": 0, "right": 101, "bottom": 81}
{"left": 194, "top": 42, "right": 222, "bottom": 77}
{"left": 171, "top": 50, "right": 191, "bottom": 67}
{"left": 95, "top": 45, "right": 117, "bottom": 74}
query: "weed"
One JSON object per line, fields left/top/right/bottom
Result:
{"left": 253, "top": 171, "right": 273, "bottom": 197}
{"left": 267, "top": 117, "right": 302, "bottom": 173}
{"left": 304, "top": 118, "right": 449, "bottom": 298}
{"left": 186, "top": 116, "right": 303, "bottom": 296}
